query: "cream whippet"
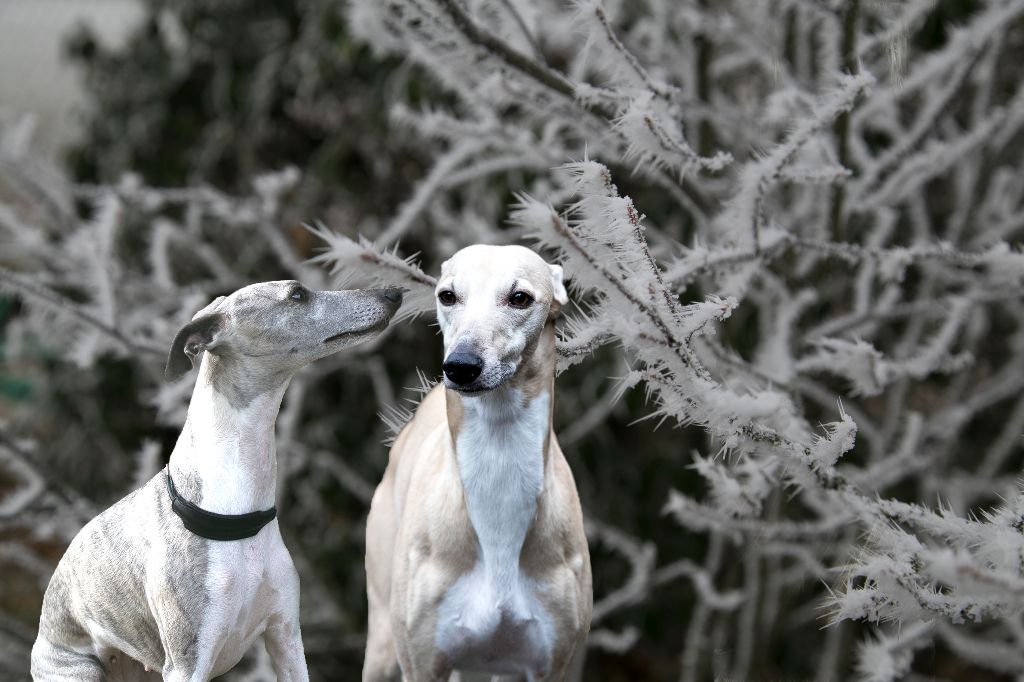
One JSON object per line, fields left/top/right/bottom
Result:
{"left": 32, "top": 280, "right": 403, "bottom": 682}
{"left": 363, "top": 245, "right": 592, "bottom": 681}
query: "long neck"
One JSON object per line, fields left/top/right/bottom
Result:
{"left": 447, "top": 323, "right": 556, "bottom": 592}
{"left": 168, "top": 353, "right": 290, "bottom": 515}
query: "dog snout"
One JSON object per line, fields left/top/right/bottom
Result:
{"left": 443, "top": 352, "right": 483, "bottom": 386}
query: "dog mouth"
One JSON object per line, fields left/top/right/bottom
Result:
{"left": 446, "top": 382, "right": 492, "bottom": 394}
{"left": 323, "top": 318, "right": 389, "bottom": 344}
{"left": 443, "top": 372, "right": 513, "bottom": 395}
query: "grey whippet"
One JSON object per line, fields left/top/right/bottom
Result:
{"left": 32, "top": 280, "right": 403, "bottom": 682}
{"left": 363, "top": 245, "right": 592, "bottom": 681}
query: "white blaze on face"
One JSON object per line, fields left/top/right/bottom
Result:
{"left": 435, "top": 245, "right": 568, "bottom": 390}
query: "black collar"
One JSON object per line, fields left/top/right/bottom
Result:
{"left": 165, "top": 468, "right": 277, "bottom": 541}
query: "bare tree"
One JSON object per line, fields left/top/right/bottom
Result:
{"left": 1, "top": 1, "right": 1023, "bottom": 680}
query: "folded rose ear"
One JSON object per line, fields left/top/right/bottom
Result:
{"left": 191, "top": 295, "right": 226, "bottom": 321}
{"left": 550, "top": 264, "right": 569, "bottom": 308}
{"left": 164, "top": 313, "right": 227, "bottom": 382}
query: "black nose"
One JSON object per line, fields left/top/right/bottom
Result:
{"left": 381, "top": 288, "right": 403, "bottom": 306}
{"left": 443, "top": 353, "right": 483, "bottom": 386}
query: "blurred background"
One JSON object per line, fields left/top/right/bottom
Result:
{"left": 1, "top": 1, "right": 1023, "bottom": 681}
{"left": 0, "top": 0, "right": 143, "bottom": 160}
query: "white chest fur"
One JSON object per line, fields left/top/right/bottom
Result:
{"left": 435, "top": 390, "right": 556, "bottom": 677}
{"left": 202, "top": 527, "right": 287, "bottom": 676}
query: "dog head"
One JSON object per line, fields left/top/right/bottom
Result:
{"left": 435, "top": 245, "right": 567, "bottom": 394}
{"left": 165, "top": 281, "right": 403, "bottom": 381}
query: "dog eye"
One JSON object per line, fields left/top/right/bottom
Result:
{"left": 508, "top": 291, "right": 533, "bottom": 308}
{"left": 289, "top": 286, "right": 309, "bottom": 302}
{"left": 438, "top": 290, "right": 457, "bottom": 306}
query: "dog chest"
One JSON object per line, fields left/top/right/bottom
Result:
{"left": 204, "top": 538, "right": 284, "bottom": 675}
{"left": 433, "top": 390, "right": 555, "bottom": 675}
{"left": 454, "top": 390, "right": 549, "bottom": 576}
{"left": 434, "top": 565, "right": 556, "bottom": 676}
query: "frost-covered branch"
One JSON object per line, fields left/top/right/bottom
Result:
{"left": 3, "top": 0, "right": 1023, "bottom": 678}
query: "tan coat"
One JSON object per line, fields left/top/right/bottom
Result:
{"left": 365, "top": 321, "right": 591, "bottom": 681}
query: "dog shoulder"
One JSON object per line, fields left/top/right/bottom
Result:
{"left": 42, "top": 479, "right": 167, "bottom": 665}
{"left": 389, "top": 384, "right": 448, "bottom": 459}
{"left": 414, "top": 383, "right": 448, "bottom": 423}
{"left": 532, "top": 438, "right": 589, "bottom": 552}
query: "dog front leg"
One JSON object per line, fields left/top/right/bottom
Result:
{"left": 400, "top": 656, "right": 453, "bottom": 682}
{"left": 393, "top": 638, "right": 452, "bottom": 682}
{"left": 30, "top": 637, "right": 106, "bottom": 682}
{"left": 263, "top": 548, "right": 309, "bottom": 681}
{"left": 363, "top": 585, "right": 401, "bottom": 682}
{"left": 264, "top": 608, "right": 309, "bottom": 682}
